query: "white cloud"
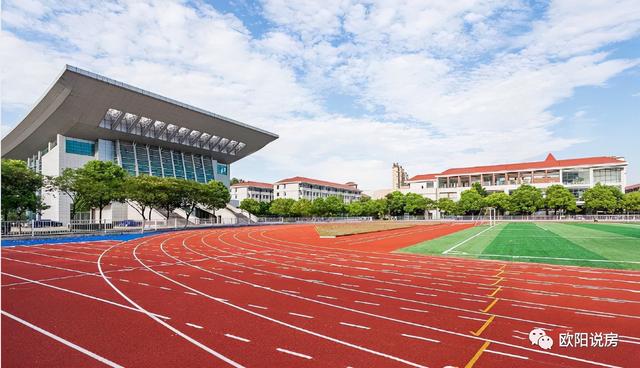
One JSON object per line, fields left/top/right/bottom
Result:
{"left": 2, "top": 0, "right": 640, "bottom": 189}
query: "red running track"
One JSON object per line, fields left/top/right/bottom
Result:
{"left": 2, "top": 224, "right": 640, "bottom": 367}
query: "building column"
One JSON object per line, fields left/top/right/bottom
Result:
{"left": 492, "top": 173, "right": 495, "bottom": 185}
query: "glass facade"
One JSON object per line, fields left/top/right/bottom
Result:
{"left": 593, "top": 168, "right": 622, "bottom": 184}
{"left": 135, "top": 144, "right": 150, "bottom": 175}
{"left": 65, "top": 138, "right": 95, "bottom": 156}
{"left": 148, "top": 146, "right": 163, "bottom": 177}
{"left": 193, "top": 155, "right": 205, "bottom": 183}
{"left": 217, "top": 163, "right": 228, "bottom": 176}
{"left": 119, "top": 141, "right": 137, "bottom": 175}
{"left": 97, "top": 139, "right": 115, "bottom": 162}
{"left": 172, "top": 151, "right": 186, "bottom": 179}
{"left": 183, "top": 153, "right": 196, "bottom": 181}
{"left": 160, "top": 148, "right": 175, "bottom": 178}
{"left": 203, "top": 158, "right": 215, "bottom": 183}
{"left": 562, "top": 169, "right": 590, "bottom": 185}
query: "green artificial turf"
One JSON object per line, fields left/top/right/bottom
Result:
{"left": 398, "top": 222, "right": 640, "bottom": 270}
{"left": 564, "top": 222, "right": 640, "bottom": 239}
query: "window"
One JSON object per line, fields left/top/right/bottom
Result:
{"left": 562, "top": 169, "right": 590, "bottom": 185}
{"left": 217, "top": 163, "right": 228, "bottom": 176}
{"left": 66, "top": 138, "right": 95, "bottom": 156}
{"left": 593, "top": 168, "right": 622, "bottom": 184}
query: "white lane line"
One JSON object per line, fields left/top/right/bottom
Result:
{"left": 355, "top": 301, "right": 380, "bottom": 306}
{"left": 276, "top": 348, "right": 312, "bottom": 360}
{"left": 458, "top": 315, "right": 487, "bottom": 322}
{"left": 575, "top": 311, "right": 615, "bottom": 319}
{"left": 339, "top": 322, "right": 370, "bottom": 330}
{"left": 177, "top": 274, "right": 190, "bottom": 277}
{"left": 159, "top": 286, "right": 172, "bottom": 291}
{"left": 186, "top": 322, "right": 204, "bottom": 329}
{"left": 288, "top": 312, "right": 314, "bottom": 319}
{"left": 400, "top": 307, "right": 429, "bottom": 313}
{"left": 375, "top": 288, "right": 396, "bottom": 292}
{"left": 248, "top": 304, "right": 268, "bottom": 310}
{"left": 282, "top": 290, "right": 300, "bottom": 294}
{"left": 225, "top": 280, "right": 241, "bottom": 285}
{"left": 120, "top": 279, "right": 130, "bottom": 282}
{"left": 461, "top": 298, "right": 486, "bottom": 303}
{"left": 443, "top": 225, "right": 496, "bottom": 254}
{"left": 317, "top": 295, "right": 337, "bottom": 300}
{"left": 432, "top": 282, "right": 452, "bottom": 287}
{"left": 138, "top": 282, "right": 150, "bottom": 286}
{"left": 184, "top": 292, "right": 198, "bottom": 296}
{"left": 512, "top": 335, "right": 526, "bottom": 340}
{"left": 200, "top": 277, "right": 215, "bottom": 281}
{"left": 225, "top": 334, "right": 250, "bottom": 342}
{"left": 401, "top": 333, "right": 440, "bottom": 343}
{"left": 341, "top": 283, "right": 360, "bottom": 288}
{"left": 620, "top": 339, "right": 640, "bottom": 345}
{"left": 485, "top": 349, "right": 529, "bottom": 360}
{"left": 415, "top": 292, "right": 437, "bottom": 297}
{"left": 512, "top": 304, "right": 545, "bottom": 310}
{"left": 1, "top": 310, "right": 124, "bottom": 368}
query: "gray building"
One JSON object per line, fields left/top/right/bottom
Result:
{"left": 1, "top": 65, "right": 278, "bottom": 223}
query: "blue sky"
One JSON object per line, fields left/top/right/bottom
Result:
{"left": 1, "top": 0, "right": 639, "bottom": 190}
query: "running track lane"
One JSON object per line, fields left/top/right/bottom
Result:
{"left": 2, "top": 224, "right": 639, "bottom": 367}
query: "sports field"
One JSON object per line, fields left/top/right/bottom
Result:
{"left": 400, "top": 222, "right": 640, "bottom": 270}
{"left": 2, "top": 223, "right": 639, "bottom": 367}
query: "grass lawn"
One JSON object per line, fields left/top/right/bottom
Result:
{"left": 399, "top": 222, "right": 640, "bottom": 270}
{"left": 314, "top": 221, "right": 421, "bottom": 237}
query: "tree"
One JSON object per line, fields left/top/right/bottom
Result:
{"left": 385, "top": 191, "right": 406, "bottom": 216}
{"left": 365, "top": 198, "right": 388, "bottom": 219}
{"left": 583, "top": 183, "right": 622, "bottom": 213}
{"left": 483, "top": 192, "right": 512, "bottom": 215}
{"left": 74, "top": 161, "right": 127, "bottom": 224}
{"left": 437, "top": 198, "right": 459, "bottom": 216}
{"left": 270, "top": 198, "right": 295, "bottom": 217}
{"left": 325, "top": 196, "right": 346, "bottom": 216}
{"left": 471, "top": 182, "right": 488, "bottom": 197}
{"left": 230, "top": 178, "right": 244, "bottom": 185}
{"left": 259, "top": 201, "right": 271, "bottom": 216}
{"left": 46, "top": 168, "right": 86, "bottom": 221}
{"left": 291, "top": 199, "right": 312, "bottom": 217}
{"left": 311, "top": 197, "right": 328, "bottom": 217}
{"left": 239, "top": 198, "right": 262, "bottom": 215}
{"left": 124, "top": 175, "right": 161, "bottom": 220}
{"left": 622, "top": 192, "right": 640, "bottom": 212}
{"left": 179, "top": 180, "right": 211, "bottom": 226}
{"left": 154, "top": 178, "right": 184, "bottom": 220}
{"left": 545, "top": 185, "right": 577, "bottom": 214}
{"left": 202, "top": 180, "right": 231, "bottom": 214}
{"left": 404, "top": 193, "right": 428, "bottom": 215}
{"left": 509, "top": 184, "right": 543, "bottom": 214}
{"left": 1, "top": 159, "right": 46, "bottom": 221}
{"left": 458, "top": 189, "right": 484, "bottom": 215}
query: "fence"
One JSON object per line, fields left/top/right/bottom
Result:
{"left": 3, "top": 214, "right": 638, "bottom": 239}
{"left": 0, "top": 217, "right": 252, "bottom": 238}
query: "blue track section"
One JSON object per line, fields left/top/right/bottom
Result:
{"left": 1, "top": 231, "right": 159, "bottom": 247}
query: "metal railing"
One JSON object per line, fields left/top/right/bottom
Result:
{"left": 0, "top": 217, "right": 250, "bottom": 238}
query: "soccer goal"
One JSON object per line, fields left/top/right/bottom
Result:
{"left": 483, "top": 207, "right": 497, "bottom": 227}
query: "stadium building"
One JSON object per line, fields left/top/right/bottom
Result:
{"left": 407, "top": 153, "right": 628, "bottom": 204}
{"left": 231, "top": 181, "right": 274, "bottom": 204}
{"left": 274, "top": 177, "right": 362, "bottom": 203}
{"left": 1, "top": 65, "right": 278, "bottom": 224}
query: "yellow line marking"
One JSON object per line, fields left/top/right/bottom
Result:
{"left": 487, "top": 286, "right": 502, "bottom": 297}
{"left": 493, "top": 269, "right": 504, "bottom": 277}
{"left": 464, "top": 340, "right": 491, "bottom": 367}
{"left": 499, "top": 264, "right": 506, "bottom": 271}
{"left": 482, "top": 298, "right": 499, "bottom": 313}
{"left": 490, "top": 277, "right": 504, "bottom": 286}
{"left": 470, "top": 315, "right": 495, "bottom": 336}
